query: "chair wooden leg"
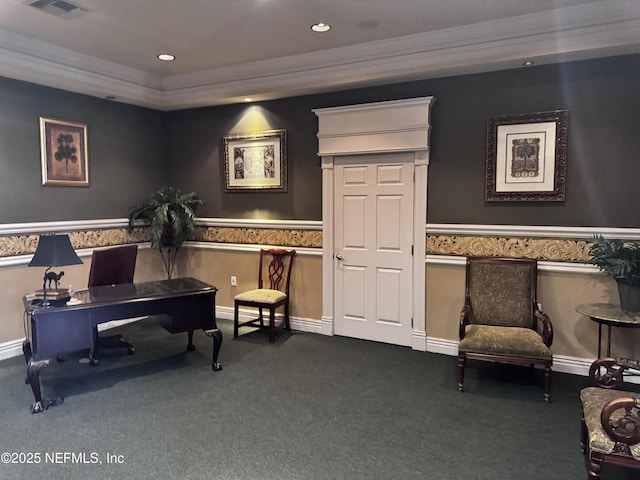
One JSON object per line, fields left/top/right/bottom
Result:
{"left": 258, "top": 307, "right": 264, "bottom": 328}
{"left": 587, "top": 453, "right": 602, "bottom": 479}
{"left": 233, "top": 302, "right": 239, "bottom": 338}
{"left": 284, "top": 302, "right": 291, "bottom": 331}
{"left": 544, "top": 365, "right": 551, "bottom": 403}
{"left": 457, "top": 354, "right": 466, "bottom": 392}
{"left": 268, "top": 308, "right": 276, "bottom": 343}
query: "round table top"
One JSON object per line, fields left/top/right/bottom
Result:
{"left": 576, "top": 302, "right": 640, "bottom": 327}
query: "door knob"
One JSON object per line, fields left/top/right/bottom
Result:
{"left": 335, "top": 253, "right": 344, "bottom": 260}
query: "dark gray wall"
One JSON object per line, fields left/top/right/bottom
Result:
{"left": 0, "top": 77, "right": 164, "bottom": 223}
{"left": 166, "top": 54, "right": 640, "bottom": 227}
{"left": 164, "top": 99, "right": 322, "bottom": 220}
{"left": 2, "top": 53, "right": 639, "bottom": 227}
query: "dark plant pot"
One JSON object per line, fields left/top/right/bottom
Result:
{"left": 616, "top": 279, "right": 640, "bottom": 314}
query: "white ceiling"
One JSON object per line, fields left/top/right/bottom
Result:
{"left": 1, "top": 0, "right": 639, "bottom": 110}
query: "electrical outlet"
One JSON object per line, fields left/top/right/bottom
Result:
{"left": 231, "top": 276, "right": 237, "bottom": 287}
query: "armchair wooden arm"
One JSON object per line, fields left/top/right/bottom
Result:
{"left": 580, "top": 357, "right": 640, "bottom": 478}
{"left": 459, "top": 305, "right": 470, "bottom": 340}
{"left": 589, "top": 357, "right": 640, "bottom": 389}
{"left": 533, "top": 305, "right": 553, "bottom": 347}
{"left": 600, "top": 397, "right": 640, "bottom": 449}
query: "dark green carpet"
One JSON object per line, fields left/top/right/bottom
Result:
{"left": 0, "top": 319, "right": 638, "bottom": 480}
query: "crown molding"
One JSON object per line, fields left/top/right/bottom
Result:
{"left": 0, "top": 1, "right": 639, "bottom": 110}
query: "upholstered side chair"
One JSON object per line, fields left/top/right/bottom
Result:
{"left": 457, "top": 256, "right": 554, "bottom": 401}
{"left": 580, "top": 357, "right": 640, "bottom": 479}
{"left": 234, "top": 248, "right": 296, "bottom": 343}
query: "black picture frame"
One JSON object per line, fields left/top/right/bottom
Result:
{"left": 486, "top": 110, "right": 568, "bottom": 202}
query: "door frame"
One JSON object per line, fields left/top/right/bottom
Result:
{"left": 313, "top": 97, "right": 435, "bottom": 351}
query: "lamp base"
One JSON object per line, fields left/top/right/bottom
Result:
{"left": 35, "top": 289, "right": 69, "bottom": 301}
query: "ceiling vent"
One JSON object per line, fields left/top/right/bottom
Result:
{"left": 28, "top": 0, "right": 87, "bottom": 18}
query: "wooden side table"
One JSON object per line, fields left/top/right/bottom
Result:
{"left": 576, "top": 303, "right": 640, "bottom": 357}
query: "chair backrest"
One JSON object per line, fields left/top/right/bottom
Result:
{"left": 465, "top": 256, "right": 536, "bottom": 328}
{"left": 88, "top": 244, "right": 138, "bottom": 287}
{"left": 257, "top": 249, "right": 296, "bottom": 295}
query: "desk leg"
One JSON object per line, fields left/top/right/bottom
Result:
{"left": 205, "top": 328, "right": 223, "bottom": 371}
{"left": 26, "top": 359, "right": 63, "bottom": 414}
{"left": 186, "top": 330, "right": 196, "bottom": 352}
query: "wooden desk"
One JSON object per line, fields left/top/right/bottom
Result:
{"left": 22, "top": 277, "right": 222, "bottom": 414}
{"left": 575, "top": 303, "right": 640, "bottom": 357}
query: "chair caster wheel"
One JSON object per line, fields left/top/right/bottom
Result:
{"left": 127, "top": 347, "right": 135, "bottom": 355}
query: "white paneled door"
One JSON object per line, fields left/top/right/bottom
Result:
{"left": 333, "top": 152, "right": 414, "bottom": 346}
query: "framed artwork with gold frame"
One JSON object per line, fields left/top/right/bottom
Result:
{"left": 39, "top": 117, "right": 89, "bottom": 186}
{"left": 486, "top": 110, "right": 567, "bottom": 202}
{"left": 223, "top": 129, "right": 287, "bottom": 192}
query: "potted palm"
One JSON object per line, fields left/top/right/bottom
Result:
{"left": 128, "top": 186, "right": 203, "bottom": 279}
{"left": 588, "top": 235, "right": 640, "bottom": 313}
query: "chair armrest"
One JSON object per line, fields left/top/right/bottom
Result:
{"left": 600, "top": 396, "right": 640, "bottom": 447}
{"left": 459, "top": 305, "right": 471, "bottom": 340}
{"left": 534, "top": 308, "right": 553, "bottom": 347}
{"left": 589, "top": 357, "right": 640, "bottom": 389}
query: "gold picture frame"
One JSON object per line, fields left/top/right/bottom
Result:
{"left": 486, "top": 110, "right": 567, "bottom": 202}
{"left": 223, "top": 129, "right": 287, "bottom": 192}
{"left": 39, "top": 117, "right": 89, "bottom": 186}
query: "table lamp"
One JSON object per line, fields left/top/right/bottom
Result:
{"left": 28, "top": 234, "right": 83, "bottom": 305}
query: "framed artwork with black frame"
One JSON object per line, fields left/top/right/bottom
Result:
{"left": 485, "top": 110, "right": 567, "bottom": 202}
{"left": 223, "top": 129, "right": 287, "bottom": 192}
{"left": 39, "top": 117, "right": 89, "bottom": 187}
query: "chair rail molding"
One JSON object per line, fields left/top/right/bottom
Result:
{"left": 0, "top": 217, "right": 323, "bottom": 267}
{"left": 426, "top": 223, "right": 640, "bottom": 273}
{"left": 427, "top": 223, "right": 640, "bottom": 240}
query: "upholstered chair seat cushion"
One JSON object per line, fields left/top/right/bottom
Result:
{"left": 459, "top": 325, "right": 552, "bottom": 359}
{"left": 234, "top": 288, "right": 287, "bottom": 305}
{"left": 580, "top": 387, "right": 640, "bottom": 459}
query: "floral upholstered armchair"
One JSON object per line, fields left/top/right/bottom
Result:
{"left": 457, "top": 256, "right": 554, "bottom": 401}
{"left": 580, "top": 357, "right": 640, "bottom": 479}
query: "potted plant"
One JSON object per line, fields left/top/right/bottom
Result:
{"left": 128, "top": 186, "right": 203, "bottom": 279}
{"left": 588, "top": 235, "right": 640, "bottom": 313}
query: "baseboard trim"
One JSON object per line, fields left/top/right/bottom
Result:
{"left": 425, "top": 336, "right": 608, "bottom": 378}
{"left": 215, "top": 306, "right": 324, "bottom": 334}
{"left": 0, "top": 338, "right": 24, "bottom": 361}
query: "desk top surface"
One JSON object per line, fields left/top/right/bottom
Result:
{"left": 576, "top": 302, "right": 640, "bottom": 326}
{"left": 26, "top": 277, "right": 216, "bottom": 313}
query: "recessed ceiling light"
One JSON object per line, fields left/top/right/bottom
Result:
{"left": 311, "top": 23, "right": 331, "bottom": 33}
{"left": 157, "top": 53, "right": 175, "bottom": 61}
{"left": 522, "top": 60, "right": 534, "bottom": 67}
{"left": 244, "top": 97, "right": 252, "bottom": 102}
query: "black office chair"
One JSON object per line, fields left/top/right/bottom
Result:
{"left": 87, "top": 244, "right": 138, "bottom": 363}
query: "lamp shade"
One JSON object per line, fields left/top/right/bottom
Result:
{"left": 28, "top": 234, "right": 83, "bottom": 267}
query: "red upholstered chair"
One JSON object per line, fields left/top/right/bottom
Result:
{"left": 88, "top": 244, "right": 137, "bottom": 288}
{"left": 457, "top": 256, "right": 554, "bottom": 401}
{"left": 233, "top": 249, "right": 296, "bottom": 343}
{"left": 88, "top": 245, "right": 138, "bottom": 361}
